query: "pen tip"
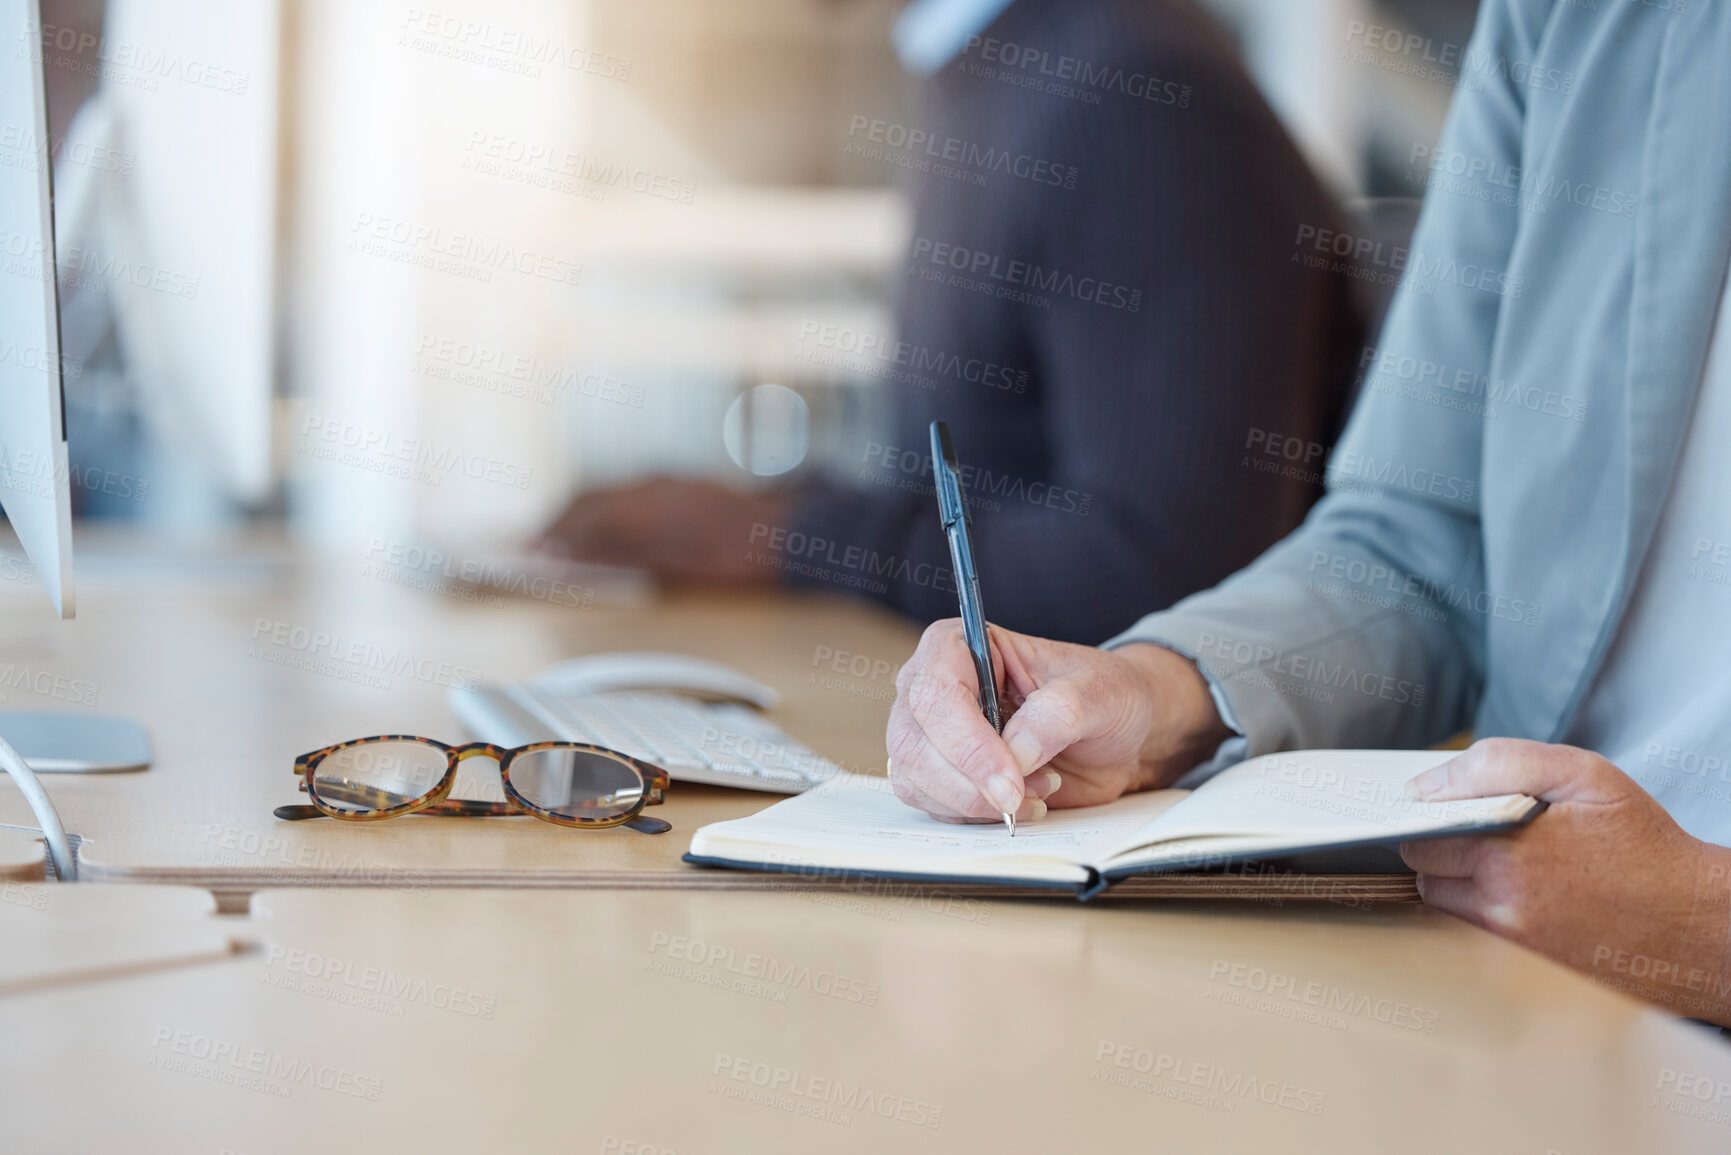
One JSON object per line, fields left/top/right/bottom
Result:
{"left": 1003, "top": 810, "right": 1015, "bottom": 837}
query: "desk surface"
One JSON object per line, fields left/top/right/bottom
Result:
{"left": 0, "top": 826, "right": 44, "bottom": 880}
{"left": 0, "top": 531, "right": 922, "bottom": 893}
{"left": 0, "top": 882, "right": 240, "bottom": 994}
{"left": 3, "top": 884, "right": 1728, "bottom": 1154}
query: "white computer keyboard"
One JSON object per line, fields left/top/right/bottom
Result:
{"left": 448, "top": 683, "right": 842, "bottom": 793}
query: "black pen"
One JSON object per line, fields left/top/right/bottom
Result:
{"left": 929, "top": 421, "right": 1014, "bottom": 836}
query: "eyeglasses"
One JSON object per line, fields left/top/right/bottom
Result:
{"left": 275, "top": 736, "right": 672, "bottom": 834}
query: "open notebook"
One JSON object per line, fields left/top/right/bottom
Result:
{"left": 685, "top": 749, "right": 1542, "bottom": 899}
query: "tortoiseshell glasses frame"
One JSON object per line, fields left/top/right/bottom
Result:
{"left": 275, "top": 736, "right": 672, "bottom": 834}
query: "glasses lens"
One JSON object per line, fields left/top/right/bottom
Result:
{"left": 310, "top": 740, "right": 448, "bottom": 813}
{"left": 509, "top": 747, "right": 646, "bottom": 820}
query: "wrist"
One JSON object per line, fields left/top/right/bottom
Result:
{"left": 1682, "top": 841, "right": 1731, "bottom": 1018}
{"left": 1114, "top": 643, "right": 1233, "bottom": 791}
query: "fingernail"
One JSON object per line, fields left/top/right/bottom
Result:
{"left": 1018, "top": 798, "right": 1048, "bottom": 822}
{"left": 1007, "top": 732, "right": 1043, "bottom": 775}
{"left": 1407, "top": 767, "right": 1444, "bottom": 799}
{"left": 986, "top": 774, "right": 1023, "bottom": 814}
{"left": 1030, "top": 769, "right": 1061, "bottom": 799}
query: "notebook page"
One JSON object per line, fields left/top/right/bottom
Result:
{"left": 1100, "top": 749, "right": 1530, "bottom": 866}
{"left": 689, "top": 773, "right": 1186, "bottom": 883}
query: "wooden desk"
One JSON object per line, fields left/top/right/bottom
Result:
{"left": 0, "top": 883, "right": 242, "bottom": 995}
{"left": 0, "top": 531, "right": 923, "bottom": 902}
{"left": 3, "top": 885, "right": 1727, "bottom": 1153}
{"left": 0, "top": 826, "right": 45, "bottom": 880}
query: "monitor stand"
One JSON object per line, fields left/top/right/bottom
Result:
{"left": 0, "top": 712, "right": 152, "bottom": 772}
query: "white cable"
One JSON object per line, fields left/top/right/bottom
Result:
{"left": 0, "top": 733, "right": 75, "bottom": 880}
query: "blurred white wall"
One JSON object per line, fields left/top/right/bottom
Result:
{"left": 285, "top": 0, "right": 907, "bottom": 556}
{"left": 287, "top": 0, "right": 596, "bottom": 552}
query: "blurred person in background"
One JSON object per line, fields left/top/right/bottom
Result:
{"left": 541, "top": 0, "right": 1366, "bottom": 644}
